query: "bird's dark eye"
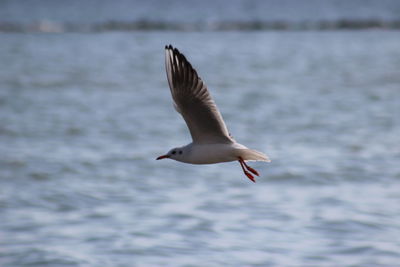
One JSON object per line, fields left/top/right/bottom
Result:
{"left": 179, "top": 151, "right": 182, "bottom": 155}
{"left": 172, "top": 151, "right": 176, "bottom": 155}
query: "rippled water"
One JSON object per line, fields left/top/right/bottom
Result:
{"left": 1, "top": 31, "right": 400, "bottom": 266}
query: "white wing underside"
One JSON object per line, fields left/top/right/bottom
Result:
{"left": 165, "top": 45, "right": 233, "bottom": 144}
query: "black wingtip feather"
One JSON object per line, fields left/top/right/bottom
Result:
{"left": 165, "top": 45, "right": 184, "bottom": 61}
{"left": 168, "top": 47, "right": 187, "bottom": 65}
{"left": 173, "top": 48, "right": 180, "bottom": 55}
{"left": 165, "top": 45, "right": 199, "bottom": 81}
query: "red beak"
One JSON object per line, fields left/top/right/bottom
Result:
{"left": 156, "top": 155, "right": 170, "bottom": 160}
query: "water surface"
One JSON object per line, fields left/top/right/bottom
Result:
{"left": 1, "top": 31, "right": 400, "bottom": 266}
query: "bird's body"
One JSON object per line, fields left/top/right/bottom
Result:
{"left": 157, "top": 45, "right": 270, "bottom": 182}
{"left": 165, "top": 142, "right": 265, "bottom": 165}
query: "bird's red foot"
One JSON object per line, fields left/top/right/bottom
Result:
{"left": 239, "top": 157, "right": 260, "bottom": 176}
{"left": 238, "top": 157, "right": 257, "bottom": 183}
{"left": 244, "top": 171, "right": 256, "bottom": 183}
{"left": 245, "top": 165, "right": 259, "bottom": 176}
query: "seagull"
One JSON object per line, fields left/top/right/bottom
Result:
{"left": 157, "top": 45, "right": 270, "bottom": 182}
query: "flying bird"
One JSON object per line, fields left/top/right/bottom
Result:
{"left": 157, "top": 45, "right": 270, "bottom": 182}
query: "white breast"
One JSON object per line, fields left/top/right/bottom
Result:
{"left": 180, "top": 143, "right": 247, "bottom": 164}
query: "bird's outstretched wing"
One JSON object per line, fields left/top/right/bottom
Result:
{"left": 165, "top": 45, "right": 233, "bottom": 144}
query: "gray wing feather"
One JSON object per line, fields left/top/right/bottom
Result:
{"left": 165, "top": 45, "right": 233, "bottom": 144}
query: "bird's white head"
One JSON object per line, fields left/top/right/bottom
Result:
{"left": 156, "top": 147, "right": 186, "bottom": 161}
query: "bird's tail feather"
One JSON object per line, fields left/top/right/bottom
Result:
{"left": 240, "top": 149, "right": 271, "bottom": 162}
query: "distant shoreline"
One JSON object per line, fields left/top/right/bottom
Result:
{"left": 1, "top": 19, "right": 400, "bottom": 33}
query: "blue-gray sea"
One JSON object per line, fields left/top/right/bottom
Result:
{"left": 1, "top": 12, "right": 400, "bottom": 267}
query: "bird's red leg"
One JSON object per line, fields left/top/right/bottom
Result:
{"left": 239, "top": 157, "right": 259, "bottom": 176}
{"left": 238, "top": 158, "right": 256, "bottom": 182}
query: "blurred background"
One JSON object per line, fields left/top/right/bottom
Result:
{"left": 1, "top": 0, "right": 400, "bottom": 266}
